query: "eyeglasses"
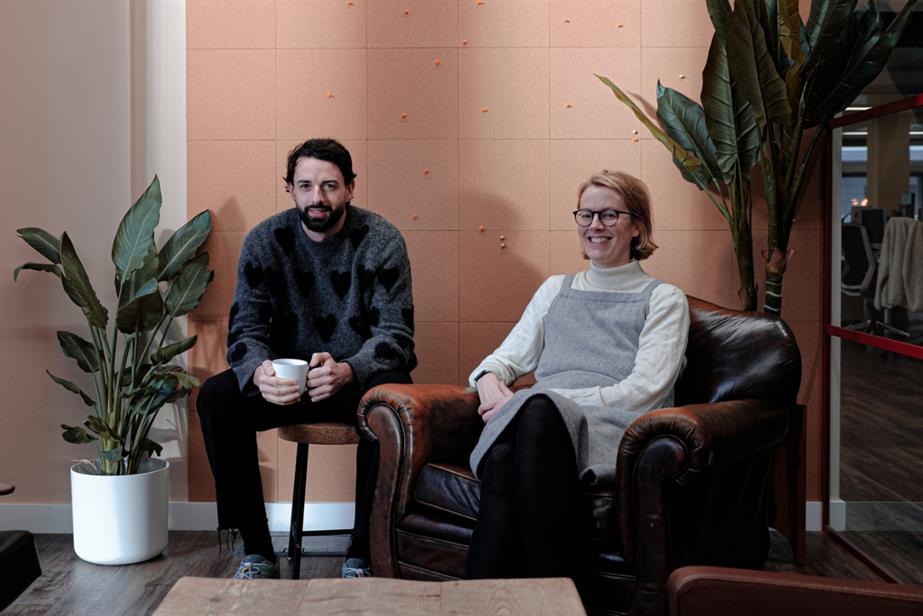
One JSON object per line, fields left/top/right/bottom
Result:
{"left": 572, "top": 208, "right": 633, "bottom": 227}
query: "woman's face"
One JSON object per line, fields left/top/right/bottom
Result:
{"left": 576, "top": 185, "right": 640, "bottom": 268}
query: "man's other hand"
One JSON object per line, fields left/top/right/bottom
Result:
{"left": 306, "top": 352, "right": 355, "bottom": 403}
{"left": 253, "top": 359, "right": 303, "bottom": 406}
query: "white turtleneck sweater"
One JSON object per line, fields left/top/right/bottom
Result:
{"left": 469, "top": 260, "right": 689, "bottom": 411}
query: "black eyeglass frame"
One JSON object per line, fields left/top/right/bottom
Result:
{"left": 572, "top": 208, "right": 634, "bottom": 227}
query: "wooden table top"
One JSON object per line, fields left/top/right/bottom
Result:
{"left": 153, "top": 576, "right": 587, "bottom": 615}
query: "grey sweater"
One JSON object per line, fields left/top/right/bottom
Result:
{"left": 226, "top": 206, "right": 416, "bottom": 393}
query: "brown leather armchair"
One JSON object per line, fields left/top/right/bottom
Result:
{"left": 357, "top": 297, "right": 805, "bottom": 616}
{"left": 667, "top": 566, "right": 923, "bottom": 616}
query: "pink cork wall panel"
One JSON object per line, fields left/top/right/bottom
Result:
{"left": 193, "top": 231, "right": 244, "bottom": 321}
{"left": 549, "top": 1, "right": 640, "bottom": 48}
{"left": 459, "top": 140, "right": 550, "bottom": 231}
{"left": 548, "top": 230, "right": 587, "bottom": 275}
{"left": 276, "top": 0, "right": 366, "bottom": 48}
{"left": 367, "top": 48, "right": 458, "bottom": 140}
{"left": 548, "top": 139, "right": 641, "bottom": 230}
{"left": 550, "top": 47, "right": 641, "bottom": 139}
{"left": 641, "top": 1, "right": 715, "bottom": 47}
{"left": 187, "top": 0, "right": 275, "bottom": 49}
{"left": 413, "top": 322, "right": 461, "bottom": 385}
{"left": 276, "top": 49, "right": 367, "bottom": 141}
{"left": 188, "top": 140, "right": 277, "bottom": 233}
{"left": 459, "top": 230, "right": 549, "bottom": 322}
{"left": 367, "top": 1, "right": 458, "bottom": 48}
{"left": 459, "top": 0, "right": 550, "bottom": 48}
{"left": 640, "top": 140, "right": 728, "bottom": 231}
{"left": 366, "top": 140, "right": 458, "bottom": 230}
{"left": 459, "top": 48, "right": 549, "bottom": 139}
{"left": 404, "top": 230, "right": 460, "bottom": 322}
{"left": 640, "top": 46, "right": 709, "bottom": 106}
{"left": 277, "top": 440, "right": 356, "bottom": 503}
{"left": 188, "top": 50, "right": 276, "bottom": 140}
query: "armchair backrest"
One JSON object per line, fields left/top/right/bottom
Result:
{"left": 674, "top": 297, "right": 802, "bottom": 407}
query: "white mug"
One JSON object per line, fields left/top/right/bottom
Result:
{"left": 271, "top": 358, "right": 309, "bottom": 394}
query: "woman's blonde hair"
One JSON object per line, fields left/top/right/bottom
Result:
{"left": 577, "top": 170, "right": 658, "bottom": 261}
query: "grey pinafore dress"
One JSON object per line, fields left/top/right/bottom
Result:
{"left": 469, "top": 275, "right": 667, "bottom": 488}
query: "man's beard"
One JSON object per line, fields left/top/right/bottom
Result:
{"left": 299, "top": 203, "right": 347, "bottom": 232}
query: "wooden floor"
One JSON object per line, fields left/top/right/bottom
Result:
{"left": 6, "top": 531, "right": 886, "bottom": 616}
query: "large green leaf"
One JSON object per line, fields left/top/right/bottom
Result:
{"left": 702, "top": 33, "right": 762, "bottom": 181}
{"left": 778, "top": 0, "right": 805, "bottom": 64}
{"left": 16, "top": 227, "right": 61, "bottom": 263}
{"left": 112, "top": 176, "right": 161, "bottom": 287}
{"left": 47, "top": 371, "right": 95, "bottom": 406}
{"left": 56, "top": 331, "right": 100, "bottom": 372}
{"left": 59, "top": 233, "right": 108, "bottom": 329}
{"left": 755, "top": 0, "right": 780, "bottom": 71}
{"left": 61, "top": 424, "right": 97, "bottom": 444}
{"left": 157, "top": 210, "right": 212, "bottom": 282}
{"left": 706, "top": 0, "right": 732, "bottom": 38}
{"left": 809, "top": 0, "right": 917, "bottom": 126}
{"left": 164, "top": 253, "right": 214, "bottom": 317}
{"left": 13, "top": 262, "right": 61, "bottom": 282}
{"left": 805, "top": 0, "right": 859, "bottom": 70}
{"left": 595, "top": 74, "right": 702, "bottom": 170}
{"left": 150, "top": 335, "right": 198, "bottom": 365}
{"left": 656, "top": 83, "right": 723, "bottom": 191}
{"left": 84, "top": 416, "right": 119, "bottom": 441}
{"left": 116, "top": 277, "right": 163, "bottom": 334}
{"left": 727, "top": 0, "right": 791, "bottom": 129}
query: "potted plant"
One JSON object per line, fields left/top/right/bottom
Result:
{"left": 14, "top": 176, "right": 213, "bottom": 564}
{"left": 598, "top": 0, "right": 918, "bottom": 314}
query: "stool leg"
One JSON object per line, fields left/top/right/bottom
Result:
{"left": 288, "top": 442, "right": 309, "bottom": 579}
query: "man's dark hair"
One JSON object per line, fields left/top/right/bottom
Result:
{"left": 284, "top": 138, "right": 356, "bottom": 185}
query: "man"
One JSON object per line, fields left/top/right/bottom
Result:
{"left": 197, "top": 138, "right": 415, "bottom": 580}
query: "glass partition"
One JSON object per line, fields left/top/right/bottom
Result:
{"left": 827, "top": 95, "right": 923, "bottom": 583}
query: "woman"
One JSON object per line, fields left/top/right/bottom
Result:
{"left": 466, "top": 170, "right": 689, "bottom": 580}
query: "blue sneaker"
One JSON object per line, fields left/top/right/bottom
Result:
{"left": 341, "top": 557, "right": 372, "bottom": 578}
{"left": 233, "top": 554, "right": 280, "bottom": 579}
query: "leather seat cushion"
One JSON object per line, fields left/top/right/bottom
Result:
{"left": 0, "top": 530, "right": 41, "bottom": 611}
{"left": 411, "top": 462, "right": 621, "bottom": 545}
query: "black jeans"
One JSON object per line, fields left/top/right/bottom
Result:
{"left": 465, "top": 394, "right": 582, "bottom": 579}
{"left": 196, "top": 368, "right": 411, "bottom": 561}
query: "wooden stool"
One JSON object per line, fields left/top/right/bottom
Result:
{"left": 277, "top": 422, "right": 360, "bottom": 579}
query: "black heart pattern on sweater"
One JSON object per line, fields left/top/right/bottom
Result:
{"left": 264, "top": 266, "right": 283, "bottom": 294}
{"left": 314, "top": 314, "right": 337, "bottom": 341}
{"left": 348, "top": 306, "right": 380, "bottom": 336}
{"left": 330, "top": 270, "right": 352, "bottom": 298}
{"left": 244, "top": 262, "right": 264, "bottom": 289}
{"left": 378, "top": 266, "right": 400, "bottom": 292}
{"left": 349, "top": 225, "right": 369, "bottom": 249}
{"left": 401, "top": 306, "right": 414, "bottom": 329}
{"left": 273, "top": 227, "right": 295, "bottom": 255}
{"left": 374, "top": 342, "right": 398, "bottom": 361}
{"left": 229, "top": 343, "right": 247, "bottom": 362}
{"left": 295, "top": 269, "right": 315, "bottom": 298}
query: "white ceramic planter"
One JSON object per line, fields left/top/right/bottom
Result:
{"left": 70, "top": 457, "right": 169, "bottom": 565}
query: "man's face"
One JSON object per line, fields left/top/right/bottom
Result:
{"left": 287, "top": 156, "right": 354, "bottom": 239}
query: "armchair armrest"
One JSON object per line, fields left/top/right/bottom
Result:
{"left": 617, "top": 399, "right": 796, "bottom": 616}
{"left": 667, "top": 566, "right": 923, "bottom": 616}
{"left": 357, "top": 383, "right": 482, "bottom": 577}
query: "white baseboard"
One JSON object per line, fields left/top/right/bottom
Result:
{"left": 806, "top": 500, "right": 823, "bottom": 531}
{"left": 0, "top": 501, "right": 355, "bottom": 534}
{"left": 0, "top": 500, "right": 826, "bottom": 534}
